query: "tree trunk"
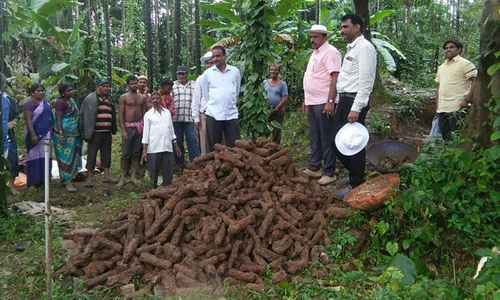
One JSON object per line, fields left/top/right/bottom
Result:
{"left": 353, "top": 0, "right": 370, "bottom": 37}
{"left": 145, "top": 0, "right": 153, "bottom": 85}
{"left": 462, "top": 0, "right": 500, "bottom": 147}
{"left": 172, "top": 0, "right": 181, "bottom": 78}
{"left": 0, "top": 0, "right": 7, "bottom": 75}
{"left": 194, "top": 0, "right": 201, "bottom": 76}
{"left": 315, "top": 0, "right": 320, "bottom": 24}
{"left": 353, "top": 0, "right": 384, "bottom": 105}
{"left": 154, "top": 0, "right": 160, "bottom": 84}
{"left": 103, "top": 0, "right": 112, "bottom": 81}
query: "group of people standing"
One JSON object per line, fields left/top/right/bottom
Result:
{"left": 3, "top": 13, "right": 473, "bottom": 197}
{"left": 302, "top": 13, "right": 377, "bottom": 199}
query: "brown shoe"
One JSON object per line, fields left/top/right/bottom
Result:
{"left": 303, "top": 169, "right": 322, "bottom": 179}
{"left": 318, "top": 175, "right": 336, "bottom": 185}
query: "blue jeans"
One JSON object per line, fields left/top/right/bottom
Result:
{"left": 173, "top": 122, "right": 200, "bottom": 166}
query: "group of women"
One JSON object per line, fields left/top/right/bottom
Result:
{"left": 21, "top": 83, "right": 82, "bottom": 192}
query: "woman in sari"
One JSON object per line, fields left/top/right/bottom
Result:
{"left": 53, "top": 83, "right": 82, "bottom": 192}
{"left": 23, "top": 83, "right": 53, "bottom": 187}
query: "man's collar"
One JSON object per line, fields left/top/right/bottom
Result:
{"left": 314, "top": 41, "right": 330, "bottom": 53}
{"left": 446, "top": 55, "right": 462, "bottom": 64}
{"left": 347, "top": 35, "right": 364, "bottom": 49}
{"left": 212, "top": 64, "right": 230, "bottom": 73}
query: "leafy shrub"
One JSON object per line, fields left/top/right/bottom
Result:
{"left": 373, "top": 142, "right": 500, "bottom": 261}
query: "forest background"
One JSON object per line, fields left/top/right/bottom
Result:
{"left": 0, "top": 0, "right": 500, "bottom": 299}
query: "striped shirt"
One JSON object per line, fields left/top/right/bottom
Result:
{"left": 95, "top": 96, "right": 113, "bottom": 132}
{"left": 172, "top": 80, "right": 194, "bottom": 122}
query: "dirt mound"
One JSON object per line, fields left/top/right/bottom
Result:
{"left": 56, "top": 138, "right": 354, "bottom": 295}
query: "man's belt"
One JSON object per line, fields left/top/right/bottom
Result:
{"left": 339, "top": 92, "right": 357, "bottom": 98}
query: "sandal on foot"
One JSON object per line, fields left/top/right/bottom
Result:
{"left": 103, "top": 177, "right": 118, "bottom": 183}
{"left": 84, "top": 181, "right": 94, "bottom": 188}
{"left": 65, "top": 183, "right": 77, "bottom": 192}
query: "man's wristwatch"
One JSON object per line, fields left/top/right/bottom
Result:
{"left": 327, "top": 99, "right": 334, "bottom": 103}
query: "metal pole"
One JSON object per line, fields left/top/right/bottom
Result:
{"left": 43, "top": 139, "right": 52, "bottom": 299}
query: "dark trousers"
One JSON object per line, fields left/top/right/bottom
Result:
{"left": 147, "top": 151, "right": 174, "bottom": 188}
{"left": 121, "top": 127, "right": 142, "bottom": 162}
{"left": 7, "top": 138, "right": 19, "bottom": 177}
{"left": 86, "top": 131, "right": 112, "bottom": 170}
{"left": 438, "top": 111, "right": 466, "bottom": 141}
{"left": 307, "top": 104, "right": 336, "bottom": 177}
{"left": 269, "top": 108, "right": 285, "bottom": 144}
{"left": 333, "top": 96, "right": 369, "bottom": 187}
{"left": 206, "top": 115, "right": 241, "bottom": 152}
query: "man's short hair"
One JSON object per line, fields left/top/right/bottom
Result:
{"left": 211, "top": 45, "right": 226, "bottom": 56}
{"left": 341, "top": 13, "right": 364, "bottom": 32}
{"left": 160, "top": 79, "right": 173, "bottom": 87}
{"left": 270, "top": 63, "right": 281, "bottom": 71}
{"left": 443, "top": 39, "right": 463, "bottom": 50}
{"left": 126, "top": 75, "right": 138, "bottom": 84}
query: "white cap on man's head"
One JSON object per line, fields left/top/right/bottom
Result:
{"left": 305, "top": 24, "right": 333, "bottom": 36}
{"left": 201, "top": 51, "right": 212, "bottom": 62}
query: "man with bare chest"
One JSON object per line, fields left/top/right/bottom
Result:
{"left": 117, "top": 75, "right": 146, "bottom": 187}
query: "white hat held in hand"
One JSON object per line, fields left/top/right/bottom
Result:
{"left": 335, "top": 122, "right": 369, "bottom": 156}
{"left": 304, "top": 24, "right": 333, "bottom": 36}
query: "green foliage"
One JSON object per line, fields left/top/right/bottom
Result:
{"left": 368, "top": 115, "right": 390, "bottom": 136}
{"left": 373, "top": 143, "right": 500, "bottom": 262}
{"left": 473, "top": 248, "right": 500, "bottom": 299}
{"left": 232, "top": 1, "right": 274, "bottom": 140}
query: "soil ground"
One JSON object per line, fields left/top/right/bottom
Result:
{"left": 1, "top": 89, "right": 436, "bottom": 298}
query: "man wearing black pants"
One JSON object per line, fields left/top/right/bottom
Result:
{"left": 201, "top": 45, "right": 241, "bottom": 152}
{"left": 334, "top": 13, "right": 377, "bottom": 198}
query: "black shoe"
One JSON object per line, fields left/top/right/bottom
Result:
{"left": 334, "top": 185, "right": 352, "bottom": 199}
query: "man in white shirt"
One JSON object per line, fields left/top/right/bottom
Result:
{"left": 192, "top": 51, "right": 213, "bottom": 155}
{"left": 334, "top": 13, "right": 377, "bottom": 198}
{"left": 201, "top": 45, "right": 241, "bottom": 152}
{"left": 141, "top": 92, "right": 180, "bottom": 188}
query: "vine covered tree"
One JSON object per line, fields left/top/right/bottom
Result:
{"left": 463, "top": 0, "right": 500, "bottom": 149}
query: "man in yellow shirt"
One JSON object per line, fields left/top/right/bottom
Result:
{"left": 435, "top": 39, "right": 477, "bottom": 140}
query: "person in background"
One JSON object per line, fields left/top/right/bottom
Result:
{"left": 117, "top": 75, "right": 146, "bottom": 188}
{"left": 159, "top": 79, "right": 175, "bottom": 115}
{"left": 53, "top": 83, "right": 82, "bottom": 192}
{"left": 201, "top": 45, "right": 241, "bottom": 151}
{"left": 172, "top": 66, "right": 200, "bottom": 168}
{"left": 435, "top": 39, "right": 477, "bottom": 141}
{"left": 302, "top": 24, "right": 341, "bottom": 186}
{"left": 141, "top": 92, "right": 181, "bottom": 188}
{"left": 22, "top": 83, "right": 53, "bottom": 187}
{"left": 192, "top": 51, "right": 213, "bottom": 155}
{"left": 0, "top": 74, "right": 20, "bottom": 194}
{"left": 137, "top": 75, "right": 152, "bottom": 109}
{"left": 264, "top": 63, "right": 288, "bottom": 144}
{"left": 80, "top": 79, "right": 118, "bottom": 187}
{"left": 333, "top": 13, "right": 377, "bottom": 198}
